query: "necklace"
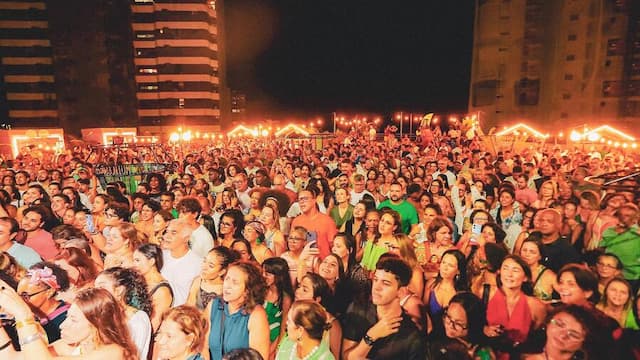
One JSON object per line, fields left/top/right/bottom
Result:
{"left": 291, "top": 342, "right": 320, "bottom": 360}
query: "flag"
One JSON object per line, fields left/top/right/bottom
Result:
{"left": 420, "top": 113, "right": 434, "bottom": 128}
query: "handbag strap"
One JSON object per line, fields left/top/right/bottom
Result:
{"left": 218, "top": 299, "right": 226, "bottom": 355}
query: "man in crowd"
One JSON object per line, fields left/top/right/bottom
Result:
{"left": 160, "top": 219, "right": 203, "bottom": 306}
{"left": 377, "top": 182, "right": 418, "bottom": 234}
{"left": 21, "top": 205, "right": 57, "bottom": 260}
{"left": 290, "top": 187, "right": 337, "bottom": 259}
{"left": 233, "top": 172, "right": 252, "bottom": 212}
{"left": 0, "top": 216, "right": 41, "bottom": 268}
{"left": 599, "top": 203, "right": 640, "bottom": 292}
{"left": 176, "top": 197, "right": 214, "bottom": 257}
{"left": 533, "top": 208, "right": 580, "bottom": 272}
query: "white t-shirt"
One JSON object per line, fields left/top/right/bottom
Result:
{"left": 190, "top": 224, "right": 215, "bottom": 258}
{"left": 161, "top": 249, "right": 203, "bottom": 306}
{"left": 128, "top": 310, "right": 152, "bottom": 360}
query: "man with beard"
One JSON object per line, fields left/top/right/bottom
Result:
{"left": 377, "top": 182, "right": 418, "bottom": 234}
{"left": 342, "top": 257, "right": 426, "bottom": 360}
{"left": 14, "top": 170, "right": 30, "bottom": 206}
{"left": 21, "top": 205, "right": 58, "bottom": 260}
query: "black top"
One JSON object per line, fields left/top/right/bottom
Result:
{"left": 542, "top": 236, "right": 581, "bottom": 273}
{"left": 342, "top": 302, "right": 427, "bottom": 360}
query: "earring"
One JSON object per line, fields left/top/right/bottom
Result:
{"left": 454, "top": 274, "right": 459, "bottom": 282}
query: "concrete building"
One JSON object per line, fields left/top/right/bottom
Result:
{"left": 469, "top": 0, "right": 640, "bottom": 134}
{"left": 131, "top": 0, "right": 228, "bottom": 127}
{"left": 0, "top": 1, "right": 58, "bottom": 128}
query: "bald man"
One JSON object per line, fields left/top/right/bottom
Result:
{"left": 533, "top": 208, "right": 581, "bottom": 272}
{"left": 160, "top": 219, "right": 203, "bottom": 305}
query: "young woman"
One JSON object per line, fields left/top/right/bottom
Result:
{"left": 295, "top": 273, "right": 342, "bottom": 359}
{"left": 329, "top": 188, "right": 353, "bottom": 229}
{"left": 0, "top": 286, "right": 138, "bottom": 359}
{"left": 91, "top": 194, "right": 111, "bottom": 232}
{"left": 53, "top": 247, "right": 99, "bottom": 303}
{"left": 135, "top": 200, "right": 160, "bottom": 241}
{"left": 356, "top": 208, "right": 380, "bottom": 262}
{"left": 409, "top": 203, "right": 443, "bottom": 266}
{"left": 230, "top": 238, "right": 257, "bottom": 263}
{"left": 204, "top": 261, "right": 270, "bottom": 360}
{"left": 150, "top": 209, "right": 174, "bottom": 245}
{"left": 489, "top": 188, "right": 522, "bottom": 252}
{"left": 275, "top": 300, "right": 335, "bottom": 360}
{"left": 383, "top": 233, "right": 424, "bottom": 298}
{"left": 530, "top": 180, "right": 557, "bottom": 210}
{"left": 519, "top": 236, "right": 555, "bottom": 302}
{"left": 596, "top": 277, "right": 639, "bottom": 329}
{"left": 555, "top": 263, "right": 600, "bottom": 306}
{"left": 361, "top": 209, "right": 399, "bottom": 272}
{"left": 330, "top": 233, "right": 368, "bottom": 299}
{"left": 133, "top": 243, "right": 174, "bottom": 332}
{"left": 94, "top": 267, "right": 153, "bottom": 359}
{"left": 218, "top": 209, "right": 245, "bottom": 248}
{"left": 154, "top": 305, "right": 208, "bottom": 360}
{"left": 187, "top": 246, "right": 237, "bottom": 311}
{"left": 341, "top": 201, "right": 366, "bottom": 240}
{"left": 262, "top": 257, "right": 294, "bottom": 358}
{"left": 424, "top": 249, "right": 468, "bottom": 335}
{"left": 258, "top": 202, "right": 286, "bottom": 256}
{"left": 242, "top": 221, "right": 273, "bottom": 264}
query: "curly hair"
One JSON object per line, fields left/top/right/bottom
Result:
{"left": 101, "top": 267, "right": 152, "bottom": 316}
{"left": 228, "top": 261, "right": 267, "bottom": 311}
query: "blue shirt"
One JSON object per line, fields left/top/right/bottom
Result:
{"left": 208, "top": 298, "right": 250, "bottom": 360}
{"left": 7, "top": 242, "right": 42, "bottom": 268}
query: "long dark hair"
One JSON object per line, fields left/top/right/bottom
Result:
{"left": 433, "top": 249, "right": 469, "bottom": 291}
{"left": 334, "top": 232, "right": 358, "bottom": 272}
{"left": 497, "top": 255, "right": 533, "bottom": 296}
{"left": 101, "top": 267, "right": 152, "bottom": 315}
{"left": 262, "top": 257, "right": 294, "bottom": 308}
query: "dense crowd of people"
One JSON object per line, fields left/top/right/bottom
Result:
{"left": 0, "top": 124, "right": 639, "bottom": 360}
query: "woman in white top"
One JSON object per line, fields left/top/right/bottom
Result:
{"left": 94, "top": 267, "right": 153, "bottom": 360}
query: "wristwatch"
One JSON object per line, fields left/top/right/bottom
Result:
{"left": 363, "top": 334, "right": 375, "bottom": 346}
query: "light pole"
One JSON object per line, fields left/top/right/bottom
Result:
{"left": 396, "top": 112, "right": 404, "bottom": 138}
{"left": 333, "top": 112, "right": 337, "bottom": 134}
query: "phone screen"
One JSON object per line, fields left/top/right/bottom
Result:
{"left": 85, "top": 214, "right": 95, "bottom": 234}
{"left": 306, "top": 231, "right": 318, "bottom": 247}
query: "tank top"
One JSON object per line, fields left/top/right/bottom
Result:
{"left": 196, "top": 283, "right": 219, "bottom": 311}
{"left": 208, "top": 298, "right": 251, "bottom": 360}
{"left": 264, "top": 301, "right": 282, "bottom": 342}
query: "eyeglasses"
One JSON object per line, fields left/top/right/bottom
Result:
{"left": 443, "top": 309, "right": 467, "bottom": 331}
{"left": 220, "top": 222, "right": 233, "bottom": 227}
{"left": 549, "top": 318, "right": 584, "bottom": 342}
{"left": 20, "top": 288, "right": 50, "bottom": 301}
{"left": 596, "top": 262, "right": 618, "bottom": 270}
{"left": 288, "top": 236, "right": 305, "bottom": 242}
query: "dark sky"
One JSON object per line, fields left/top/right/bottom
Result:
{"left": 224, "top": 0, "right": 475, "bottom": 118}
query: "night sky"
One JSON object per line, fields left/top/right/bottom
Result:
{"left": 225, "top": 0, "right": 476, "bottom": 118}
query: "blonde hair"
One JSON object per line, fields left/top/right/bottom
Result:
{"left": 161, "top": 305, "right": 208, "bottom": 353}
{"left": 393, "top": 233, "right": 419, "bottom": 268}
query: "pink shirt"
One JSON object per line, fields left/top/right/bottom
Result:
{"left": 24, "top": 230, "right": 58, "bottom": 260}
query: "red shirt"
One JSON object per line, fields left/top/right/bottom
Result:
{"left": 24, "top": 230, "right": 58, "bottom": 260}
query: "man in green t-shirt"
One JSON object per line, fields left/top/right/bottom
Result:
{"left": 599, "top": 203, "right": 640, "bottom": 292}
{"left": 377, "top": 182, "right": 418, "bottom": 234}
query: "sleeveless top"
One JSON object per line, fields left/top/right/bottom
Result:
{"left": 208, "top": 298, "right": 251, "bottom": 360}
{"left": 486, "top": 290, "right": 533, "bottom": 346}
{"left": 265, "top": 300, "right": 282, "bottom": 342}
{"left": 360, "top": 241, "right": 388, "bottom": 271}
{"left": 428, "top": 290, "right": 445, "bottom": 317}
{"left": 149, "top": 281, "right": 174, "bottom": 304}
{"left": 532, "top": 266, "right": 552, "bottom": 301}
{"left": 196, "top": 281, "right": 219, "bottom": 311}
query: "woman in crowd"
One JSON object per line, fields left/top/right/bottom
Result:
{"left": 53, "top": 247, "right": 99, "bottom": 303}
{"left": 133, "top": 243, "right": 174, "bottom": 332}
{"left": 383, "top": 233, "right": 424, "bottom": 299}
{"left": 103, "top": 222, "right": 140, "bottom": 269}
{"left": 429, "top": 179, "right": 454, "bottom": 218}
{"left": 95, "top": 266, "right": 152, "bottom": 359}
{"left": 218, "top": 209, "right": 245, "bottom": 248}
{"left": 329, "top": 187, "right": 353, "bottom": 230}
{"left": 519, "top": 236, "right": 555, "bottom": 302}
{"left": 596, "top": 277, "right": 639, "bottom": 329}
{"left": 595, "top": 252, "right": 623, "bottom": 295}
{"left": 244, "top": 188, "right": 264, "bottom": 222}
{"left": 150, "top": 209, "right": 174, "bottom": 245}
{"left": 154, "top": 305, "right": 208, "bottom": 360}
{"left": 215, "top": 187, "right": 241, "bottom": 213}
{"left": 136, "top": 200, "right": 160, "bottom": 240}
{"left": 424, "top": 249, "right": 468, "bottom": 335}
{"left": 530, "top": 180, "right": 557, "bottom": 209}
{"left": 187, "top": 246, "right": 237, "bottom": 311}
{"left": 489, "top": 187, "right": 522, "bottom": 252}
{"left": 258, "top": 202, "right": 286, "bottom": 256}
{"left": 242, "top": 221, "right": 273, "bottom": 264}
{"left": 424, "top": 216, "right": 456, "bottom": 281}
{"left": 560, "top": 200, "right": 584, "bottom": 247}
{"left": 485, "top": 255, "right": 546, "bottom": 359}
{"left": 91, "top": 193, "right": 111, "bottom": 233}
{"left": 330, "top": 233, "right": 368, "bottom": 298}
{"left": 146, "top": 173, "right": 167, "bottom": 200}
{"left": 204, "top": 261, "right": 270, "bottom": 360}
{"left": 429, "top": 291, "right": 493, "bottom": 359}
{"left": 0, "top": 251, "right": 25, "bottom": 282}
{"left": 231, "top": 238, "right": 257, "bottom": 263}
{"left": 584, "top": 193, "right": 626, "bottom": 251}
{"left": 341, "top": 201, "right": 366, "bottom": 240}
{"left": 410, "top": 203, "right": 443, "bottom": 265}
{"left": 18, "top": 262, "right": 71, "bottom": 343}
{"left": 262, "top": 257, "right": 294, "bottom": 357}
{"left": 355, "top": 208, "right": 380, "bottom": 262}
{"left": 311, "top": 177, "right": 334, "bottom": 215}
{"left": 555, "top": 263, "right": 600, "bottom": 306}
{"left": 361, "top": 209, "right": 399, "bottom": 272}
{"left": 295, "top": 272, "right": 342, "bottom": 359}
{"left": 0, "top": 285, "right": 138, "bottom": 359}
{"left": 275, "top": 300, "right": 335, "bottom": 360}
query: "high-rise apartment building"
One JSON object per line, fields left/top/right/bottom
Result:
{"left": 0, "top": 1, "right": 58, "bottom": 127}
{"left": 469, "top": 0, "right": 640, "bottom": 133}
{"left": 131, "top": 0, "right": 227, "bottom": 126}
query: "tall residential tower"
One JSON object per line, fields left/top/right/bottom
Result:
{"left": 469, "top": 0, "right": 640, "bottom": 133}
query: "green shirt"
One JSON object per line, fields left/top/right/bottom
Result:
{"left": 360, "top": 241, "right": 388, "bottom": 271}
{"left": 599, "top": 225, "right": 640, "bottom": 281}
{"left": 276, "top": 336, "right": 335, "bottom": 360}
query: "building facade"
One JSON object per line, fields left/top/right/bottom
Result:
{"left": 469, "top": 0, "right": 640, "bottom": 133}
{"left": 0, "top": 1, "right": 58, "bottom": 127}
{"left": 131, "top": 0, "right": 227, "bottom": 127}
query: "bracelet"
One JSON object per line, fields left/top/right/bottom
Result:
{"left": 19, "top": 333, "right": 41, "bottom": 347}
{"left": 0, "top": 340, "right": 12, "bottom": 351}
{"left": 15, "top": 318, "right": 37, "bottom": 330}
